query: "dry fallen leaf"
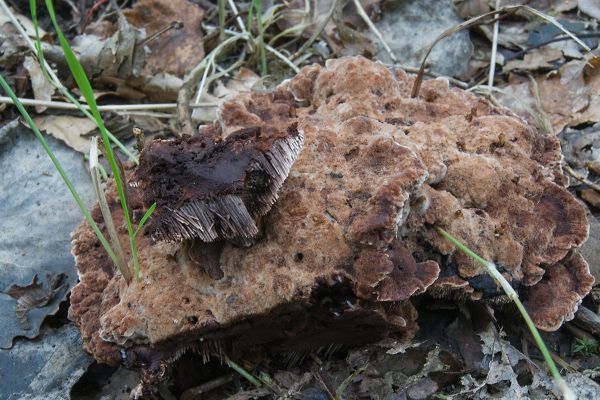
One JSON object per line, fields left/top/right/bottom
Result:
{"left": 33, "top": 115, "right": 98, "bottom": 154}
{"left": 4, "top": 274, "right": 65, "bottom": 329}
{"left": 498, "top": 57, "right": 600, "bottom": 133}
{"left": 504, "top": 47, "right": 564, "bottom": 72}
{"left": 0, "top": 5, "right": 46, "bottom": 39}
{"left": 71, "top": 15, "right": 146, "bottom": 80}
{"left": 124, "top": 0, "right": 205, "bottom": 78}
{"left": 23, "top": 56, "right": 55, "bottom": 113}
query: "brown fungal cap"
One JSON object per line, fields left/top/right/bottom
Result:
{"left": 134, "top": 123, "right": 303, "bottom": 242}
{"left": 70, "top": 57, "right": 593, "bottom": 372}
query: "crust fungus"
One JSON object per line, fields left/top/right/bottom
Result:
{"left": 69, "top": 57, "right": 593, "bottom": 388}
{"left": 133, "top": 123, "right": 304, "bottom": 243}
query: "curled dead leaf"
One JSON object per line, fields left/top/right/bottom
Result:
{"left": 4, "top": 274, "right": 65, "bottom": 329}
{"left": 123, "top": 0, "right": 205, "bottom": 78}
{"left": 33, "top": 116, "right": 98, "bottom": 154}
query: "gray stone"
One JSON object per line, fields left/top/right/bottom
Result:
{"left": 373, "top": 0, "right": 473, "bottom": 78}
{"left": 0, "top": 122, "right": 94, "bottom": 348}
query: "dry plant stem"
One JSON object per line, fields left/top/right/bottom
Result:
{"left": 565, "top": 323, "right": 597, "bottom": 345}
{"left": 487, "top": 0, "right": 500, "bottom": 94}
{"left": 0, "top": 0, "right": 136, "bottom": 162}
{"left": 180, "top": 374, "right": 235, "bottom": 400}
{"left": 90, "top": 137, "right": 131, "bottom": 283}
{"left": 227, "top": 0, "right": 247, "bottom": 33}
{"left": 435, "top": 227, "right": 575, "bottom": 400}
{"left": 191, "top": 48, "right": 247, "bottom": 120}
{"left": 390, "top": 64, "right": 468, "bottom": 89}
{"left": 351, "top": 0, "right": 396, "bottom": 62}
{"left": 291, "top": 0, "right": 340, "bottom": 61}
{"left": 178, "top": 33, "right": 249, "bottom": 136}
{"left": 411, "top": 5, "right": 595, "bottom": 98}
{"left": 527, "top": 75, "right": 554, "bottom": 135}
{"left": 563, "top": 163, "right": 600, "bottom": 193}
{"left": 218, "top": 0, "right": 226, "bottom": 40}
{"left": 265, "top": 44, "right": 299, "bottom": 73}
{"left": 574, "top": 306, "right": 600, "bottom": 337}
{"left": 0, "top": 96, "right": 216, "bottom": 111}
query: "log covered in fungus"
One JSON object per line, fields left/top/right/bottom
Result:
{"left": 69, "top": 57, "right": 593, "bottom": 373}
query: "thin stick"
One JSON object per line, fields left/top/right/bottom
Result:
{"left": 435, "top": 227, "right": 574, "bottom": 400}
{"left": 388, "top": 64, "right": 469, "bottom": 89}
{"left": 0, "top": 96, "right": 216, "bottom": 111}
{"left": 563, "top": 163, "right": 600, "bottom": 193}
{"left": 487, "top": 0, "right": 500, "bottom": 94}
{"left": 265, "top": 44, "right": 299, "bottom": 73}
{"left": 227, "top": 0, "right": 247, "bottom": 33}
{"left": 352, "top": 0, "right": 396, "bottom": 62}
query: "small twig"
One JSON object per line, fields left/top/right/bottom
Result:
{"left": 524, "top": 335, "right": 577, "bottom": 373}
{"left": 505, "top": 33, "right": 600, "bottom": 62}
{"left": 565, "top": 323, "right": 597, "bottom": 345}
{"left": 487, "top": 0, "right": 500, "bottom": 94}
{"left": 574, "top": 306, "right": 600, "bottom": 337}
{"left": 352, "top": 0, "right": 396, "bottom": 62}
{"left": 180, "top": 373, "right": 235, "bottom": 400}
{"left": 563, "top": 163, "right": 600, "bottom": 193}
{"left": 389, "top": 63, "right": 469, "bottom": 89}
{"left": 265, "top": 44, "right": 299, "bottom": 73}
{"left": 227, "top": 0, "right": 247, "bottom": 33}
{"left": 291, "top": 0, "right": 340, "bottom": 61}
{"left": 0, "top": 96, "right": 216, "bottom": 111}
{"left": 141, "top": 20, "right": 183, "bottom": 46}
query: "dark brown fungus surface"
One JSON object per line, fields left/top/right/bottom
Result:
{"left": 134, "top": 122, "right": 304, "bottom": 242}
{"left": 69, "top": 57, "right": 593, "bottom": 373}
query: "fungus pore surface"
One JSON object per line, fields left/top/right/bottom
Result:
{"left": 69, "top": 57, "right": 593, "bottom": 367}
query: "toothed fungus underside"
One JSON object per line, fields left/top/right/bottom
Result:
{"left": 69, "top": 57, "right": 593, "bottom": 367}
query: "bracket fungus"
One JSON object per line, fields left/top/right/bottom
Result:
{"left": 69, "top": 57, "right": 593, "bottom": 393}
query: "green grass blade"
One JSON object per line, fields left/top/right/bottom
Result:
{"left": 28, "top": 0, "right": 138, "bottom": 163}
{"left": 44, "top": 0, "right": 141, "bottom": 279}
{"left": 224, "top": 356, "right": 262, "bottom": 387}
{"left": 255, "top": 0, "right": 267, "bottom": 75}
{"left": 435, "top": 227, "right": 574, "bottom": 400}
{"left": 0, "top": 73, "right": 121, "bottom": 270}
{"left": 247, "top": 0, "right": 255, "bottom": 33}
{"left": 134, "top": 202, "right": 157, "bottom": 238}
